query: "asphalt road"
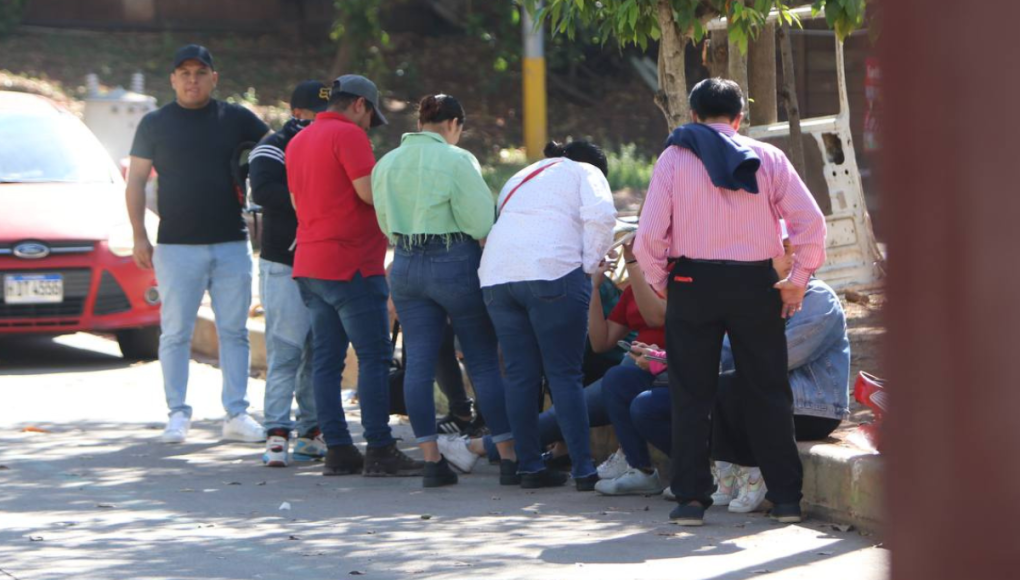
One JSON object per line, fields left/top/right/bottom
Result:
{"left": 0, "top": 333, "right": 889, "bottom": 580}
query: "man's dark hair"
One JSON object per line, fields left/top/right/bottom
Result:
{"left": 689, "top": 78, "right": 745, "bottom": 121}
{"left": 329, "top": 91, "right": 371, "bottom": 113}
{"left": 544, "top": 140, "right": 609, "bottom": 176}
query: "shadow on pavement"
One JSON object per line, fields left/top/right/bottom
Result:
{"left": 0, "top": 419, "right": 883, "bottom": 580}
{"left": 0, "top": 333, "right": 134, "bottom": 376}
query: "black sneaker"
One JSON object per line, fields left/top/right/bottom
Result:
{"left": 423, "top": 458, "right": 459, "bottom": 488}
{"left": 500, "top": 460, "right": 522, "bottom": 486}
{"left": 541, "top": 451, "right": 573, "bottom": 472}
{"left": 323, "top": 444, "right": 364, "bottom": 476}
{"left": 520, "top": 468, "right": 570, "bottom": 489}
{"left": 670, "top": 502, "right": 706, "bottom": 526}
{"left": 574, "top": 473, "right": 599, "bottom": 492}
{"left": 363, "top": 442, "right": 425, "bottom": 477}
{"left": 769, "top": 502, "right": 803, "bottom": 523}
{"left": 436, "top": 414, "right": 473, "bottom": 435}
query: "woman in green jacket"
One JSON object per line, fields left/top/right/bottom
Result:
{"left": 372, "top": 95, "right": 515, "bottom": 488}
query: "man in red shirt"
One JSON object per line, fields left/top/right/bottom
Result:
{"left": 635, "top": 78, "right": 827, "bottom": 526}
{"left": 286, "top": 75, "right": 422, "bottom": 477}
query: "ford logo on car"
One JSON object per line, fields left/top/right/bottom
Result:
{"left": 13, "top": 242, "right": 51, "bottom": 259}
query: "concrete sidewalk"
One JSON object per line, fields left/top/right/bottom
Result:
{"left": 192, "top": 309, "right": 883, "bottom": 533}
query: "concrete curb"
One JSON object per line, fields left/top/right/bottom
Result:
{"left": 192, "top": 309, "right": 882, "bottom": 533}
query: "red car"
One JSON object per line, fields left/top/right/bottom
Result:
{"left": 0, "top": 91, "right": 161, "bottom": 359}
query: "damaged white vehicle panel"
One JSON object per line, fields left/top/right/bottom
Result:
{"left": 748, "top": 39, "right": 883, "bottom": 290}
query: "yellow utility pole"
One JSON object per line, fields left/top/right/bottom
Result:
{"left": 522, "top": 3, "right": 547, "bottom": 161}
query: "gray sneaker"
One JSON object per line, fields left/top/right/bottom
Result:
{"left": 594, "top": 467, "right": 665, "bottom": 496}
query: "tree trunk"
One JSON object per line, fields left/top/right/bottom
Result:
{"left": 778, "top": 22, "right": 806, "bottom": 176}
{"left": 748, "top": 23, "right": 777, "bottom": 126}
{"left": 330, "top": 11, "right": 352, "bottom": 77}
{"left": 727, "top": 30, "right": 750, "bottom": 132}
{"left": 654, "top": 0, "right": 690, "bottom": 129}
{"left": 706, "top": 30, "right": 728, "bottom": 79}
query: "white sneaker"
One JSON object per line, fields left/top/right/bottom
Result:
{"left": 662, "top": 486, "right": 676, "bottom": 501}
{"left": 161, "top": 412, "right": 190, "bottom": 444}
{"left": 437, "top": 435, "right": 479, "bottom": 473}
{"left": 711, "top": 461, "right": 740, "bottom": 506}
{"left": 222, "top": 413, "right": 265, "bottom": 443}
{"left": 262, "top": 435, "right": 289, "bottom": 467}
{"left": 729, "top": 467, "right": 768, "bottom": 513}
{"left": 596, "top": 448, "right": 629, "bottom": 480}
{"left": 595, "top": 467, "right": 665, "bottom": 496}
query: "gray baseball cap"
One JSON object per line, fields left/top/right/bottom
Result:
{"left": 331, "top": 74, "right": 388, "bottom": 127}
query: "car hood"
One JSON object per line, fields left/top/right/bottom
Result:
{"left": 0, "top": 182, "right": 130, "bottom": 242}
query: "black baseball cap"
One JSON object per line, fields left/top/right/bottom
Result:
{"left": 290, "top": 80, "right": 330, "bottom": 113}
{"left": 172, "top": 44, "right": 214, "bottom": 71}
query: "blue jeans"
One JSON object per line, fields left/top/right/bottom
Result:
{"left": 296, "top": 273, "right": 394, "bottom": 448}
{"left": 630, "top": 387, "right": 672, "bottom": 457}
{"left": 259, "top": 258, "right": 317, "bottom": 435}
{"left": 390, "top": 238, "right": 511, "bottom": 445}
{"left": 603, "top": 364, "right": 671, "bottom": 468}
{"left": 535, "top": 356, "right": 632, "bottom": 445}
{"left": 484, "top": 268, "right": 595, "bottom": 478}
{"left": 153, "top": 241, "right": 252, "bottom": 419}
{"left": 481, "top": 366, "right": 616, "bottom": 463}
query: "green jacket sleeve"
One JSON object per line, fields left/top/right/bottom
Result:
{"left": 451, "top": 151, "right": 496, "bottom": 240}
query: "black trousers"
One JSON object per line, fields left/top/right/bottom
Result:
{"left": 712, "top": 370, "right": 842, "bottom": 466}
{"left": 666, "top": 258, "right": 803, "bottom": 506}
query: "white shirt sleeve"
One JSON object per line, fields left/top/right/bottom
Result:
{"left": 576, "top": 163, "right": 618, "bottom": 274}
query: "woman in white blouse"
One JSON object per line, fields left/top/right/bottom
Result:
{"left": 479, "top": 140, "right": 617, "bottom": 491}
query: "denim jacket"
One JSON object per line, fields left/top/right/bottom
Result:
{"left": 722, "top": 279, "right": 850, "bottom": 420}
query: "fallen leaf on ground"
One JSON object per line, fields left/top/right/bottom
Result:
{"left": 420, "top": 514, "right": 432, "bottom": 520}
{"left": 301, "top": 552, "right": 326, "bottom": 557}
{"left": 365, "top": 531, "right": 376, "bottom": 535}
{"left": 22, "top": 426, "right": 50, "bottom": 433}
{"left": 28, "top": 535, "right": 44, "bottom": 541}
{"left": 349, "top": 571, "right": 366, "bottom": 576}
{"left": 95, "top": 504, "right": 116, "bottom": 509}
{"left": 288, "top": 535, "right": 301, "bottom": 540}
{"left": 0, "top": 465, "right": 9, "bottom": 469}
{"left": 256, "top": 481, "right": 267, "bottom": 486}
{"left": 224, "top": 482, "right": 242, "bottom": 486}
{"left": 817, "top": 551, "right": 835, "bottom": 556}
{"left": 752, "top": 570, "right": 770, "bottom": 575}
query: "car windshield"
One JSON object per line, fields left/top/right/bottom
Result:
{"left": 0, "top": 109, "right": 115, "bottom": 184}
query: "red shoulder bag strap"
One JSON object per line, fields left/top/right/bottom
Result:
{"left": 498, "top": 160, "right": 561, "bottom": 215}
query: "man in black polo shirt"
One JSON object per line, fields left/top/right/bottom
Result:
{"left": 125, "top": 44, "right": 269, "bottom": 444}
{"left": 249, "top": 80, "right": 329, "bottom": 467}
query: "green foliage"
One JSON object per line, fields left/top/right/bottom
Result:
{"left": 332, "top": 0, "right": 390, "bottom": 75}
{"left": 482, "top": 144, "right": 656, "bottom": 195}
{"left": 0, "top": 0, "right": 25, "bottom": 38}
{"left": 522, "top": 0, "right": 866, "bottom": 54}
{"left": 813, "top": 0, "right": 866, "bottom": 41}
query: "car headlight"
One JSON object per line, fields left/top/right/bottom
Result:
{"left": 108, "top": 212, "right": 159, "bottom": 258}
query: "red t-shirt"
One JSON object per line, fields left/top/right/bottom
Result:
{"left": 608, "top": 286, "right": 666, "bottom": 348}
{"left": 286, "top": 112, "right": 387, "bottom": 281}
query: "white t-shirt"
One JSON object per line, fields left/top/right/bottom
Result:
{"left": 479, "top": 158, "right": 617, "bottom": 287}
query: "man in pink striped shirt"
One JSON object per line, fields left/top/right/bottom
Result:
{"left": 634, "top": 78, "right": 826, "bottom": 526}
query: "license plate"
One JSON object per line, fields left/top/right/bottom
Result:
{"left": 3, "top": 274, "right": 64, "bottom": 304}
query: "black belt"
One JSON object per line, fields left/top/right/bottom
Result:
{"left": 675, "top": 257, "right": 772, "bottom": 267}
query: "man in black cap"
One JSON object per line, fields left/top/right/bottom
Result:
{"left": 248, "top": 80, "right": 330, "bottom": 468}
{"left": 126, "top": 44, "right": 270, "bottom": 445}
